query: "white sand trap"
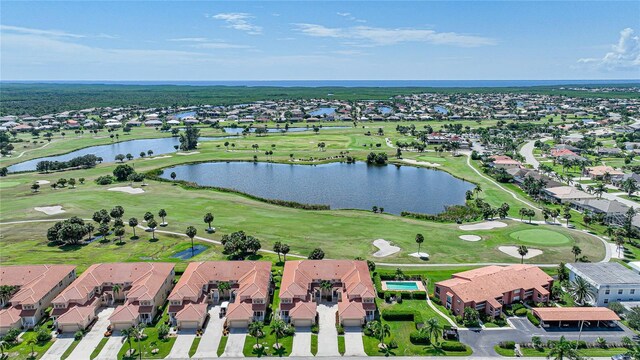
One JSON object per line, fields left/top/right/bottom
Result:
{"left": 108, "top": 186, "right": 145, "bottom": 194}
{"left": 409, "top": 252, "right": 430, "bottom": 259}
{"left": 34, "top": 205, "right": 65, "bottom": 215}
{"left": 145, "top": 155, "right": 172, "bottom": 160}
{"left": 498, "top": 246, "right": 543, "bottom": 259}
{"left": 401, "top": 159, "right": 441, "bottom": 167}
{"left": 459, "top": 235, "right": 482, "bottom": 242}
{"left": 176, "top": 151, "right": 200, "bottom": 156}
{"left": 611, "top": 244, "right": 625, "bottom": 259}
{"left": 372, "top": 239, "right": 401, "bottom": 257}
{"left": 459, "top": 221, "right": 508, "bottom": 231}
{"left": 35, "top": 180, "right": 50, "bottom": 185}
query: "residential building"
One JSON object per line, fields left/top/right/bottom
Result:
{"left": 0, "top": 265, "right": 76, "bottom": 335}
{"left": 279, "top": 260, "right": 376, "bottom": 327}
{"left": 168, "top": 261, "right": 271, "bottom": 329}
{"left": 570, "top": 199, "right": 630, "bottom": 225}
{"left": 533, "top": 307, "right": 620, "bottom": 327}
{"left": 566, "top": 263, "right": 640, "bottom": 306}
{"left": 434, "top": 265, "right": 553, "bottom": 318}
{"left": 542, "top": 186, "right": 596, "bottom": 204}
{"left": 585, "top": 165, "right": 625, "bottom": 180}
{"left": 51, "top": 263, "right": 175, "bottom": 332}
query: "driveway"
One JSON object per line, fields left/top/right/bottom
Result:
{"left": 519, "top": 138, "right": 549, "bottom": 169}
{"left": 343, "top": 326, "right": 366, "bottom": 356}
{"left": 167, "top": 329, "right": 197, "bottom": 359}
{"left": 40, "top": 333, "right": 75, "bottom": 360}
{"left": 66, "top": 307, "right": 115, "bottom": 360}
{"left": 193, "top": 306, "right": 225, "bottom": 358}
{"left": 221, "top": 328, "right": 247, "bottom": 357}
{"left": 290, "top": 326, "right": 312, "bottom": 356}
{"left": 316, "top": 303, "right": 340, "bottom": 357}
{"left": 95, "top": 331, "right": 124, "bottom": 360}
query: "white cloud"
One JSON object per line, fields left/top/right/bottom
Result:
{"left": 210, "top": 13, "right": 262, "bottom": 35}
{"left": 337, "top": 12, "right": 351, "bottom": 17}
{"left": 190, "top": 42, "right": 251, "bottom": 49}
{"left": 578, "top": 28, "right": 640, "bottom": 71}
{"left": 293, "top": 24, "right": 495, "bottom": 47}
{"left": 1, "top": 24, "right": 86, "bottom": 38}
{"left": 167, "top": 37, "right": 209, "bottom": 42}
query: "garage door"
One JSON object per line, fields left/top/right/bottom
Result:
{"left": 342, "top": 319, "right": 362, "bottom": 327}
{"left": 179, "top": 321, "right": 200, "bottom": 329}
{"left": 60, "top": 324, "right": 82, "bottom": 333}
{"left": 112, "top": 322, "right": 132, "bottom": 331}
{"left": 228, "top": 320, "right": 249, "bottom": 328}
{"left": 293, "top": 319, "right": 313, "bottom": 327}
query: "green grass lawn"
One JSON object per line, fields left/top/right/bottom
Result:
{"left": 338, "top": 335, "right": 346, "bottom": 355}
{"left": 494, "top": 345, "right": 629, "bottom": 357}
{"left": 311, "top": 334, "right": 318, "bottom": 355}
{"left": 3, "top": 331, "right": 56, "bottom": 360}
{"left": 242, "top": 329, "right": 293, "bottom": 357}
{"left": 217, "top": 336, "right": 228, "bottom": 356}
{"left": 90, "top": 337, "right": 109, "bottom": 359}
{"left": 189, "top": 337, "right": 201, "bottom": 357}
{"left": 508, "top": 229, "right": 572, "bottom": 246}
{"left": 116, "top": 326, "right": 176, "bottom": 359}
{"left": 60, "top": 338, "right": 81, "bottom": 359}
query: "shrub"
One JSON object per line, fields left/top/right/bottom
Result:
{"left": 441, "top": 341, "right": 467, "bottom": 352}
{"left": 396, "top": 294, "right": 403, "bottom": 304}
{"left": 311, "top": 324, "right": 319, "bottom": 334}
{"left": 409, "top": 331, "right": 431, "bottom": 345}
{"left": 526, "top": 311, "right": 540, "bottom": 326}
{"left": 384, "top": 293, "right": 391, "bottom": 303}
{"left": 400, "top": 292, "right": 412, "bottom": 300}
{"left": 336, "top": 325, "right": 344, "bottom": 335}
{"left": 373, "top": 273, "right": 385, "bottom": 299}
{"left": 514, "top": 308, "right": 528, "bottom": 316}
{"left": 388, "top": 340, "right": 398, "bottom": 349}
{"left": 430, "top": 296, "right": 442, "bottom": 305}
{"left": 74, "top": 331, "right": 84, "bottom": 340}
{"left": 608, "top": 302, "right": 625, "bottom": 315}
{"left": 35, "top": 326, "right": 52, "bottom": 342}
{"left": 95, "top": 175, "right": 116, "bottom": 185}
{"left": 412, "top": 291, "right": 427, "bottom": 300}
{"left": 499, "top": 341, "right": 516, "bottom": 350}
{"left": 381, "top": 309, "right": 415, "bottom": 321}
{"left": 3, "top": 328, "right": 20, "bottom": 343}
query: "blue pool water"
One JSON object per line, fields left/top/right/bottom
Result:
{"left": 385, "top": 281, "right": 420, "bottom": 291}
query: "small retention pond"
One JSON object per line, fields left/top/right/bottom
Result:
{"left": 160, "top": 161, "right": 474, "bottom": 215}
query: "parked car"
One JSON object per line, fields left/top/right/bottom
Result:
{"left": 611, "top": 354, "right": 631, "bottom": 360}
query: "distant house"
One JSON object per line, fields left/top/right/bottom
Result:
{"left": 434, "top": 265, "right": 553, "bottom": 318}
{"left": 570, "top": 199, "right": 630, "bottom": 225}
{"left": 52, "top": 263, "right": 174, "bottom": 332}
{"left": 507, "top": 168, "right": 563, "bottom": 188}
{"left": 279, "top": 260, "right": 376, "bottom": 327}
{"left": 542, "top": 186, "right": 596, "bottom": 204}
{"left": 168, "top": 261, "right": 271, "bottom": 329}
{"left": 487, "top": 155, "right": 522, "bottom": 170}
{"left": 0, "top": 265, "right": 76, "bottom": 335}
{"left": 566, "top": 262, "right": 640, "bottom": 306}
{"left": 585, "top": 166, "right": 624, "bottom": 180}
{"left": 144, "top": 120, "right": 163, "bottom": 127}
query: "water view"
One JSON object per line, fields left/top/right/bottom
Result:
{"left": 159, "top": 161, "right": 474, "bottom": 214}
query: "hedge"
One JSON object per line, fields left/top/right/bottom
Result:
{"left": 380, "top": 309, "right": 423, "bottom": 326}
{"left": 499, "top": 341, "right": 516, "bottom": 350}
{"left": 514, "top": 308, "right": 528, "bottom": 316}
{"left": 526, "top": 311, "right": 540, "bottom": 326}
{"left": 441, "top": 341, "right": 467, "bottom": 352}
{"left": 409, "top": 331, "right": 431, "bottom": 345}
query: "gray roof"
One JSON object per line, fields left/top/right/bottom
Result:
{"left": 567, "top": 262, "right": 640, "bottom": 285}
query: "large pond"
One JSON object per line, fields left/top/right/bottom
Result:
{"left": 7, "top": 136, "right": 229, "bottom": 172}
{"left": 159, "top": 162, "right": 474, "bottom": 215}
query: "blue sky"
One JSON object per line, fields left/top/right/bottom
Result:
{"left": 1, "top": 1, "right": 639, "bottom": 80}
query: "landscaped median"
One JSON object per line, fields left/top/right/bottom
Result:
{"left": 495, "top": 337, "right": 633, "bottom": 358}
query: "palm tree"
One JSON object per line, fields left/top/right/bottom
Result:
{"left": 26, "top": 338, "right": 36, "bottom": 359}
{"left": 133, "top": 323, "right": 145, "bottom": 360}
{"left": 517, "top": 245, "right": 529, "bottom": 264}
{"left": 121, "top": 327, "right": 135, "bottom": 357}
{"left": 519, "top": 208, "right": 528, "bottom": 221}
{"left": 273, "top": 241, "right": 283, "bottom": 263}
{"left": 112, "top": 284, "right": 121, "bottom": 303}
{"left": 474, "top": 185, "right": 482, "bottom": 198}
{"left": 547, "top": 336, "right": 580, "bottom": 360}
{"left": 158, "top": 209, "right": 167, "bottom": 225}
{"left": 186, "top": 226, "right": 197, "bottom": 254}
{"left": 248, "top": 321, "right": 264, "bottom": 349}
{"left": 270, "top": 318, "right": 288, "bottom": 350}
{"left": 571, "top": 246, "right": 582, "bottom": 262}
{"left": 281, "top": 244, "right": 290, "bottom": 262}
{"left": 0, "top": 339, "right": 8, "bottom": 359}
{"left": 147, "top": 219, "right": 158, "bottom": 240}
{"left": 320, "top": 280, "right": 332, "bottom": 301}
{"left": 568, "top": 276, "right": 595, "bottom": 306}
{"left": 377, "top": 322, "right": 391, "bottom": 347}
{"left": 128, "top": 218, "right": 138, "bottom": 238}
{"left": 415, "top": 233, "right": 424, "bottom": 255}
{"left": 424, "top": 317, "right": 442, "bottom": 344}
{"left": 218, "top": 281, "right": 231, "bottom": 299}
{"left": 615, "top": 235, "right": 625, "bottom": 258}
{"left": 203, "top": 212, "right": 214, "bottom": 232}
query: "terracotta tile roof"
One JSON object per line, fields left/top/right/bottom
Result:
{"left": 533, "top": 307, "right": 620, "bottom": 322}
{"left": 169, "top": 261, "right": 271, "bottom": 302}
{"left": 280, "top": 260, "right": 375, "bottom": 300}
{"left": 56, "top": 298, "right": 100, "bottom": 326}
{"left": 109, "top": 303, "right": 140, "bottom": 323}
{"left": 0, "top": 307, "right": 22, "bottom": 328}
{"left": 338, "top": 299, "right": 366, "bottom": 320}
{"left": 436, "top": 265, "right": 552, "bottom": 304}
{"left": 226, "top": 301, "right": 253, "bottom": 321}
{"left": 54, "top": 263, "right": 173, "bottom": 305}
{"left": 288, "top": 300, "right": 317, "bottom": 320}
{"left": 1, "top": 265, "right": 76, "bottom": 306}
{"left": 175, "top": 302, "right": 208, "bottom": 322}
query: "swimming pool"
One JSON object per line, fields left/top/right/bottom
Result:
{"left": 383, "top": 281, "right": 420, "bottom": 291}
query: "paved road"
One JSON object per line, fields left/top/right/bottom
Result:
{"left": 519, "top": 138, "right": 549, "bottom": 169}
{"left": 316, "top": 303, "right": 340, "bottom": 357}
{"left": 343, "top": 326, "right": 366, "bottom": 356}
{"left": 193, "top": 306, "right": 225, "bottom": 358}
{"left": 40, "top": 334, "right": 75, "bottom": 360}
{"left": 67, "top": 307, "right": 114, "bottom": 360}
{"left": 290, "top": 326, "right": 313, "bottom": 357}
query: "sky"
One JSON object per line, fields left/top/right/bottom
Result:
{"left": 1, "top": 1, "right": 639, "bottom": 81}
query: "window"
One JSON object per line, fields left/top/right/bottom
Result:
{"left": 281, "top": 310, "right": 289, "bottom": 317}
{"left": 605, "top": 290, "right": 610, "bottom": 295}
{"left": 618, "top": 289, "right": 624, "bottom": 295}
{"left": 631, "top": 289, "right": 636, "bottom": 295}
{"left": 604, "top": 299, "right": 609, "bottom": 304}
{"left": 281, "top": 298, "right": 292, "bottom": 304}
{"left": 435, "top": 287, "right": 440, "bottom": 294}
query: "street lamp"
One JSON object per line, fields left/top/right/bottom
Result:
{"left": 576, "top": 320, "right": 591, "bottom": 350}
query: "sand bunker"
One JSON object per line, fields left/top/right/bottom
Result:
{"left": 35, "top": 180, "right": 50, "bottom": 185}
{"left": 409, "top": 252, "right": 430, "bottom": 259}
{"left": 498, "top": 246, "right": 543, "bottom": 259}
{"left": 459, "top": 235, "right": 482, "bottom": 242}
{"left": 34, "top": 205, "right": 65, "bottom": 215}
{"left": 372, "top": 239, "right": 401, "bottom": 257}
{"left": 176, "top": 151, "right": 200, "bottom": 156}
{"left": 145, "top": 155, "right": 172, "bottom": 160}
{"left": 108, "top": 186, "right": 145, "bottom": 194}
{"left": 460, "top": 221, "right": 507, "bottom": 231}
{"left": 401, "top": 159, "right": 441, "bottom": 167}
